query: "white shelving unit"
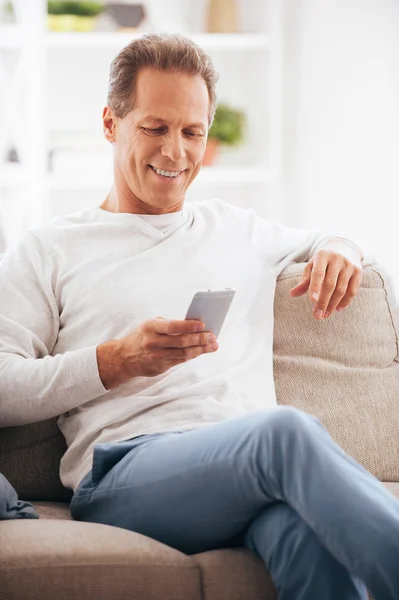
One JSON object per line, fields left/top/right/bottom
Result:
{"left": 0, "top": 0, "right": 283, "bottom": 243}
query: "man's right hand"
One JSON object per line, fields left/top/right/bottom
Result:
{"left": 97, "top": 317, "right": 219, "bottom": 389}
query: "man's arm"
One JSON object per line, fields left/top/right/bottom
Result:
{"left": 0, "top": 232, "right": 108, "bottom": 427}
{"left": 225, "top": 203, "right": 364, "bottom": 319}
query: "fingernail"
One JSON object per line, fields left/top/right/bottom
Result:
{"left": 315, "top": 309, "right": 324, "bottom": 319}
{"left": 336, "top": 307, "right": 344, "bottom": 312}
{"left": 324, "top": 311, "right": 330, "bottom": 318}
{"left": 312, "top": 292, "right": 319, "bottom": 302}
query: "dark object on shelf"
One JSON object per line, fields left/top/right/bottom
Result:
{"left": 106, "top": 3, "right": 146, "bottom": 31}
{"left": 6, "top": 147, "right": 20, "bottom": 163}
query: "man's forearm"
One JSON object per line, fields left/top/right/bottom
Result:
{"left": 96, "top": 339, "right": 137, "bottom": 390}
{"left": 0, "top": 347, "right": 108, "bottom": 427}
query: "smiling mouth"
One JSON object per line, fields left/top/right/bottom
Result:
{"left": 149, "top": 165, "right": 184, "bottom": 179}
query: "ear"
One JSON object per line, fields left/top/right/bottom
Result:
{"left": 103, "top": 106, "right": 116, "bottom": 144}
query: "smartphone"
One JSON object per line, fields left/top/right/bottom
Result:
{"left": 184, "top": 288, "right": 236, "bottom": 339}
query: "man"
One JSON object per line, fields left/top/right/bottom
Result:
{"left": 0, "top": 33, "right": 398, "bottom": 600}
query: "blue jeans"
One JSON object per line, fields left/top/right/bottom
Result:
{"left": 71, "top": 407, "right": 399, "bottom": 600}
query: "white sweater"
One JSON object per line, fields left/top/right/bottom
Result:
{"left": 0, "top": 199, "right": 350, "bottom": 492}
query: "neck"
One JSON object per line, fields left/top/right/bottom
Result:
{"left": 100, "top": 183, "right": 184, "bottom": 216}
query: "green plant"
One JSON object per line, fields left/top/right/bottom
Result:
{"left": 4, "top": 1, "right": 14, "bottom": 16}
{"left": 208, "top": 103, "right": 245, "bottom": 146}
{"left": 48, "top": 1, "right": 104, "bottom": 17}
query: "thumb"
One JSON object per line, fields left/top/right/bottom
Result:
{"left": 290, "top": 263, "right": 312, "bottom": 297}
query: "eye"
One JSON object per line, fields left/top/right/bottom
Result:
{"left": 143, "top": 127, "right": 165, "bottom": 134}
{"left": 184, "top": 131, "right": 203, "bottom": 138}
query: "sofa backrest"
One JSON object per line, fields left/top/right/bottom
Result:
{"left": 0, "top": 260, "right": 398, "bottom": 500}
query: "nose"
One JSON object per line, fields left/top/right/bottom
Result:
{"left": 160, "top": 132, "right": 186, "bottom": 163}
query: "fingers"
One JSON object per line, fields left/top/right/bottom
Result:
{"left": 335, "top": 268, "right": 363, "bottom": 312}
{"left": 308, "top": 250, "right": 363, "bottom": 319}
{"left": 290, "top": 261, "right": 313, "bottom": 297}
{"left": 151, "top": 318, "right": 205, "bottom": 335}
{"left": 308, "top": 251, "right": 329, "bottom": 311}
{"left": 164, "top": 343, "right": 218, "bottom": 361}
{"left": 162, "top": 331, "right": 217, "bottom": 349}
{"left": 323, "top": 270, "right": 352, "bottom": 317}
{"left": 146, "top": 319, "right": 218, "bottom": 357}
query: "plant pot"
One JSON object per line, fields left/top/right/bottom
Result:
{"left": 47, "top": 14, "right": 76, "bottom": 31}
{"left": 47, "top": 14, "right": 98, "bottom": 32}
{"left": 203, "top": 138, "right": 220, "bottom": 166}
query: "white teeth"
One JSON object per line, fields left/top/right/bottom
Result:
{"left": 152, "top": 166, "right": 180, "bottom": 178}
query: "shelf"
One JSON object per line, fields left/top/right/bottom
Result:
{"left": 0, "top": 28, "right": 269, "bottom": 51}
{"left": 46, "top": 32, "right": 269, "bottom": 50}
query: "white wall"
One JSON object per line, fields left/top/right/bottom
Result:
{"left": 282, "top": 0, "right": 399, "bottom": 296}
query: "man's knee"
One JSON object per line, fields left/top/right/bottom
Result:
{"left": 256, "top": 406, "right": 321, "bottom": 438}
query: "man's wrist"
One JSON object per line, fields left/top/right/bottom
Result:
{"left": 320, "top": 237, "right": 364, "bottom": 264}
{"left": 96, "top": 338, "right": 136, "bottom": 390}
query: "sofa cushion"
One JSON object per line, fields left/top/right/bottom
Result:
{"left": 0, "top": 417, "right": 72, "bottom": 502}
{"left": 193, "top": 548, "right": 277, "bottom": 600}
{"left": 0, "top": 519, "right": 201, "bottom": 600}
{"left": 274, "top": 260, "right": 399, "bottom": 481}
{"left": 33, "top": 501, "right": 71, "bottom": 520}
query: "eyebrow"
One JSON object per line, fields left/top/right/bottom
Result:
{"left": 141, "top": 115, "right": 206, "bottom": 129}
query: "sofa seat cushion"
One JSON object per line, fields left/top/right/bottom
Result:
{"left": 33, "top": 501, "right": 71, "bottom": 520}
{"left": 193, "top": 548, "right": 277, "bottom": 600}
{"left": 0, "top": 519, "right": 201, "bottom": 600}
{"left": 10, "top": 485, "right": 397, "bottom": 600}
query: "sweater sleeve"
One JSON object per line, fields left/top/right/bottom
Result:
{"left": 0, "top": 231, "right": 108, "bottom": 427}
{"left": 225, "top": 203, "right": 356, "bottom": 276}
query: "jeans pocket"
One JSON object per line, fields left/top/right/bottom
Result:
{"left": 91, "top": 434, "right": 167, "bottom": 487}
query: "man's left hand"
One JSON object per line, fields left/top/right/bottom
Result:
{"left": 289, "top": 240, "right": 364, "bottom": 319}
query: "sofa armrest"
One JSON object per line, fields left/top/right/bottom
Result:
{"left": 274, "top": 258, "right": 399, "bottom": 482}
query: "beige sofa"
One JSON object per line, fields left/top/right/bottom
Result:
{"left": 1, "top": 260, "right": 399, "bottom": 600}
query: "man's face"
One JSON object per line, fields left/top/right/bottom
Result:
{"left": 105, "top": 68, "right": 209, "bottom": 214}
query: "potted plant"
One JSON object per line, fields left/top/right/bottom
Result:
{"left": 47, "top": 1, "right": 105, "bottom": 32}
{"left": 204, "top": 103, "right": 245, "bottom": 166}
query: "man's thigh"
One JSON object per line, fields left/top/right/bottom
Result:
{"left": 71, "top": 409, "right": 281, "bottom": 554}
